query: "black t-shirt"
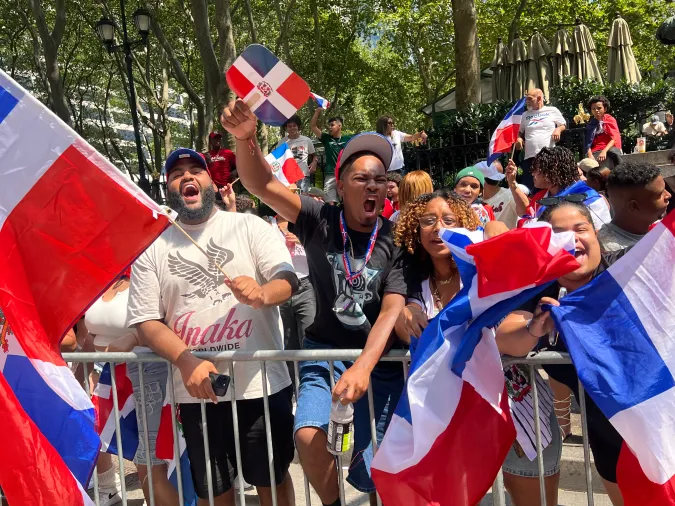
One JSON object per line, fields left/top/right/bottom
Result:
{"left": 290, "top": 196, "right": 408, "bottom": 350}
{"left": 517, "top": 249, "right": 629, "bottom": 479}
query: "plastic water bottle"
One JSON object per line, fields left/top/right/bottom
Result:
{"left": 326, "top": 400, "right": 354, "bottom": 455}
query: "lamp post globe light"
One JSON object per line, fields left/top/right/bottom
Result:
{"left": 95, "top": 2, "right": 152, "bottom": 195}
{"left": 132, "top": 8, "right": 151, "bottom": 37}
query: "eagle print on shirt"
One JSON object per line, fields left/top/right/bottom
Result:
{"left": 326, "top": 252, "right": 381, "bottom": 329}
{"left": 167, "top": 239, "right": 234, "bottom": 303}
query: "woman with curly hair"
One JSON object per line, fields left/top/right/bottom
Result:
{"left": 393, "top": 189, "right": 481, "bottom": 335}
{"left": 506, "top": 146, "right": 610, "bottom": 229}
{"left": 394, "top": 189, "right": 563, "bottom": 506}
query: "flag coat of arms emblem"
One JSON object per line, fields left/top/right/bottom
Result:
{"left": 264, "top": 142, "right": 305, "bottom": 186}
{"left": 226, "top": 44, "right": 310, "bottom": 126}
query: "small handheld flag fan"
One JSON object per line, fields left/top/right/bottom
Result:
{"left": 226, "top": 44, "right": 311, "bottom": 126}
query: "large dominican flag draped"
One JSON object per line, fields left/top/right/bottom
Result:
{"left": 0, "top": 70, "right": 169, "bottom": 505}
{"left": 371, "top": 224, "right": 579, "bottom": 506}
{"left": 550, "top": 211, "right": 675, "bottom": 506}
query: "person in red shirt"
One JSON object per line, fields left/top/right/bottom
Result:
{"left": 386, "top": 172, "right": 402, "bottom": 212}
{"left": 584, "top": 96, "right": 623, "bottom": 169}
{"left": 205, "top": 131, "right": 237, "bottom": 187}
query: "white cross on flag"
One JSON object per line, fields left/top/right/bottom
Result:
{"left": 226, "top": 44, "right": 310, "bottom": 126}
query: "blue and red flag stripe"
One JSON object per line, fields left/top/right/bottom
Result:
{"left": 226, "top": 44, "right": 310, "bottom": 126}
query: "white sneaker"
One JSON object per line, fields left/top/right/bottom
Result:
{"left": 234, "top": 478, "right": 254, "bottom": 491}
{"left": 97, "top": 485, "right": 122, "bottom": 506}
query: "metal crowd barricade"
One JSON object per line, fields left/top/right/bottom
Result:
{"left": 58, "top": 349, "right": 595, "bottom": 506}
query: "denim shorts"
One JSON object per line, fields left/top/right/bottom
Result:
{"left": 502, "top": 407, "right": 562, "bottom": 477}
{"left": 127, "top": 362, "right": 169, "bottom": 466}
{"left": 293, "top": 339, "right": 404, "bottom": 493}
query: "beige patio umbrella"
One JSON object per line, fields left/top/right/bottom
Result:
{"left": 509, "top": 34, "right": 528, "bottom": 102}
{"left": 607, "top": 13, "right": 641, "bottom": 84}
{"left": 570, "top": 18, "right": 603, "bottom": 83}
{"left": 527, "top": 30, "right": 552, "bottom": 100}
{"left": 490, "top": 37, "right": 511, "bottom": 101}
{"left": 551, "top": 26, "right": 572, "bottom": 87}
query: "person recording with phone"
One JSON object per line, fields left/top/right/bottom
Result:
{"left": 127, "top": 148, "right": 299, "bottom": 506}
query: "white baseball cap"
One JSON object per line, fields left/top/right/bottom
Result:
{"left": 335, "top": 132, "right": 394, "bottom": 179}
{"left": 474, "top": 160, "right": 505, "bottom": 181}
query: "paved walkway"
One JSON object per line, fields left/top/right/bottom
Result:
{"left": 91, "top": 410, "right": 609, "bottom": 506}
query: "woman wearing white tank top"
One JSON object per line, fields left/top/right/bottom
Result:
{"left": 83, "top": 274, "right": 177, "bottom": 506}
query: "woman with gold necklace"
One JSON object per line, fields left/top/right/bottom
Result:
{"left": 393, "top": 189, "right": 478, "bottom": 333}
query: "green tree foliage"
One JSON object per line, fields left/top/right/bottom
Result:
{"left": 1, "top": 0, "right": 672, "bottom": 177}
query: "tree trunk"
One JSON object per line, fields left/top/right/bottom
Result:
{"left": 147, "top": 7, "right": 207, "bottom": 151}
{"left": 451, "top": 0, "right": 481, "bottom": 110}
{"left": 274, "top": 0, "right": 296, "bottom": 68}
{"left": 257, "top": 122, "right": 269, "bottom": 155}
{"left": 508, "top": 0, "right": 528, "bottom": 44}
{"left": 214, "top": 0, "right": 237, "bottom": 149}
{"left": 310, "top": 0, "right": 323, "bottom": 93}
{"left": 244, "top": 0, "right": 258, "bottom": 43}
{"left": 27, "top": 0, "right": 71, "bottom": 125}
{"left": 190, "top": 0, "right": 221, "bottom": 111}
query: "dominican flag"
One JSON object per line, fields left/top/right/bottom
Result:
{"left": 310, "top": 92, "right": 330, "bottom": 110}
{"left": 371, "top": 223, "right": 579, "bottom": 506}
{"left": 226, "top": 44, "right": 311, "bottom": 126}
{"left": 157, "top": 394, "right": 198, "bottom": 505}
{"left": 550, "top": 211, "right": 675, "bottom": 506}
{"left": 265, "top": 143, "right": 305, "bottom": 186}
{"left": 0, "top": 71, "right": 169, "bottom": 505}
{"left": 487, "top": 97, "right": 527, "bottom": 164}
{"left": 92, "top": 363, "right": 139, "bottom": 460}
{"left": 517, "top": 180, "right": 611, "bottom": 230}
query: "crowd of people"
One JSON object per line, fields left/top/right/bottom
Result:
{"left": 52, "top": 88, "right": 673, "bottom": 506}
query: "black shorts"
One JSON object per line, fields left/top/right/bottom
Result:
{"left": 180, "top": 386, "right": 294, "bottom": 499}
{"left": 545, "top": 364, "right": 623, "bottom": 482}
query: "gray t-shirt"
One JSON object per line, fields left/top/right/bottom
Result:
{"left": 597, "top": 222, "right": 645, "bottom": 252}
{"left": 278, "top": 135, "right": 315, "bottom": 176}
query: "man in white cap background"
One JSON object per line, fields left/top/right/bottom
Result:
{"left": 643, "top": 114, "right": 668, "bottom": 137}
{"left": 220, "top": 99, "right": 409, "bottom": 506}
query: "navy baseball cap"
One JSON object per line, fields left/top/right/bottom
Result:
{"left": 163, "top": 148, "right": 209, "bottom": 176}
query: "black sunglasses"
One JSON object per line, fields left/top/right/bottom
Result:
{"left": 537, "top": 193, "right": 588, "bottom": 206}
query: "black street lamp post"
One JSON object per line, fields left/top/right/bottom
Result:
{"left": 95, "top": 3, "right": 152, "bottom": 194}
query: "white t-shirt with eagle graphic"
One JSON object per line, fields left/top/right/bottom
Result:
{"left": 127, "top": 210, "right": 294, "bottom": 403}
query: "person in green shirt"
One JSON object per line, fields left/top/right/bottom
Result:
{"left": 311, "top": 108, "right": 353, "bottom": 204}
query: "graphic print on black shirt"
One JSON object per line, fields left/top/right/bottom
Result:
{"left": 327, "top": 252, "right": 382, "bottom": 328}
{"left": 167, "top": 238, "right": 234, "bottom": 303}
{"left": 290, "top": 196, "right": 409, "bottom": 349}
